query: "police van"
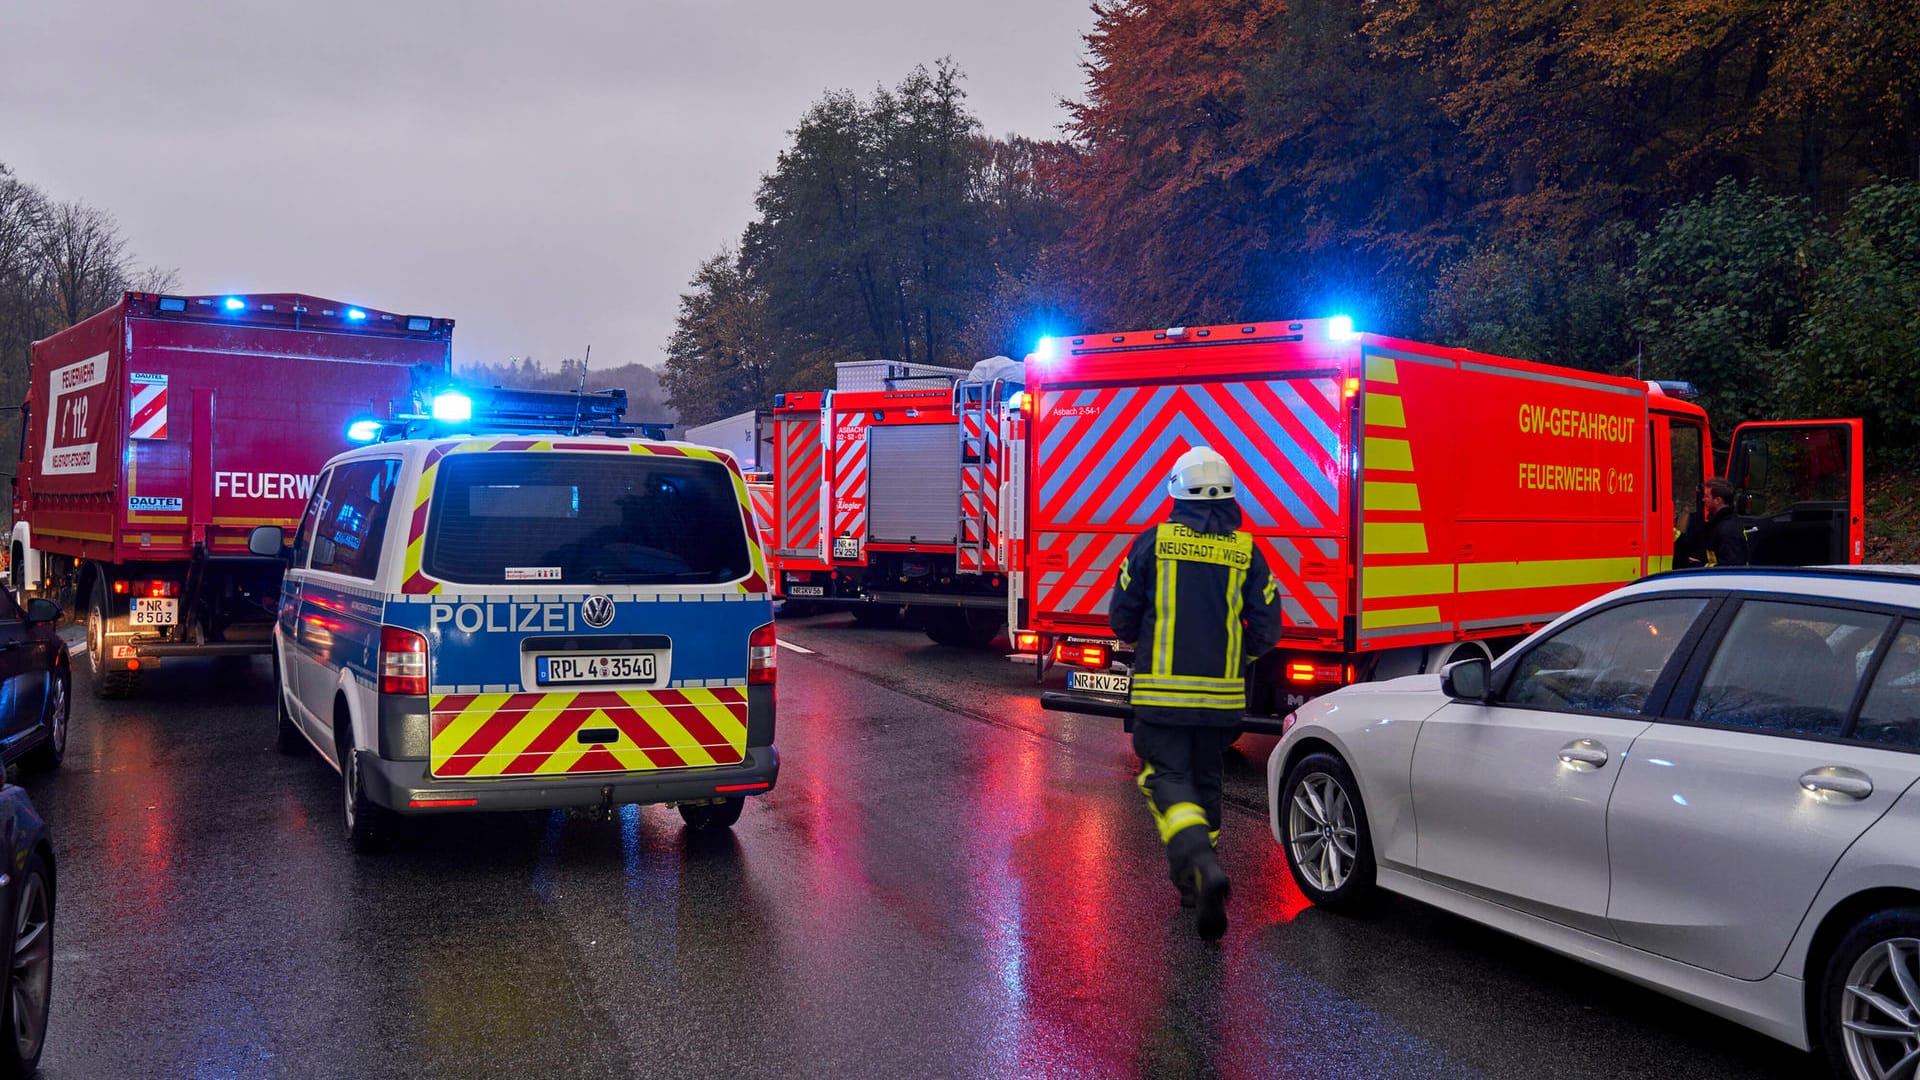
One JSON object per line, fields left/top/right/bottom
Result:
{"left": 249, "top": 385, "right": 778, "bottom": 851}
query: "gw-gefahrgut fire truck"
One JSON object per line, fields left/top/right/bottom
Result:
{"left": 11, "top": 292, "right": 454, "bottom": 698}
{"left": 1017, "top": 317, "right": 1863, "bottom": 731}
{"left": 768, "top": 359, "right": 1026, "bottom": 646}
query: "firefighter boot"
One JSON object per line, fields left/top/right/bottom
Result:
{"left": 1190, "top": 849, "right": 1231, "bottom": 942}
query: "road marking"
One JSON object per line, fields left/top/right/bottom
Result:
{"left": 776, "top": 640, "right": 816, "bottom": 655}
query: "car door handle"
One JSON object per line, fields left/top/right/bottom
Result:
{"left": 1800, "top": 766, "right": 1874, "bottom": 801}
{"left": 1558, "top": 739, "right": 1611, "bottom": 770}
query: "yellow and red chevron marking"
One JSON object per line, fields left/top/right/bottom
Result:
{"left": 430, "top": 686, "right": 748, "bottom": 778}
{"left": 400, "top": 438, "right": 769, "bottom": 595}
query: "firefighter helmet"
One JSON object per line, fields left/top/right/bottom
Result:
{"left": 1168, "top": 446, "right": 1235, "bottom": 501}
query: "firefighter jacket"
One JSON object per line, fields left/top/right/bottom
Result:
{"left": 1676, "top": 506, "right": 1752, "bottom": 568}
{"left": 1109, "top": 501, "right": 1284, "bottom": 726}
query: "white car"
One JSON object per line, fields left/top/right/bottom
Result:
{"left": 1269, "top": 567, "right": 1920, "bottom": 1080}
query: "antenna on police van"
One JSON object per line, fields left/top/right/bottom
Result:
{"left": 570, "top": 344, "right": 591, "bottom": 435}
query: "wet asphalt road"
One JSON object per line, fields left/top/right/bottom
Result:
{"left": 16, "top": 610, "right": 1819, "bottom": 1079}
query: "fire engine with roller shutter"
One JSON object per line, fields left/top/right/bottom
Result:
{"left": 1016, "top": 317, "right": 1864, "bottom": 731}
{"left": 769, "top": 359, "right": 1026, "bottom": 646}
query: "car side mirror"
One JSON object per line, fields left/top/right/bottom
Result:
{"left": 311, "top": 536, "right": 337, "bottom": 567}
{"left": 23, "top": 598, "right": 59, "bottom": 625}
{"left": 1441, "top": 657, "right": 1491, "bottom": 703}
{"left": 248, "top": 525, "right": 287, "bottom": 558}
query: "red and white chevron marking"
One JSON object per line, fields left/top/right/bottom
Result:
{"left": 130, "top": 376, "right": 168, "bottom": 440}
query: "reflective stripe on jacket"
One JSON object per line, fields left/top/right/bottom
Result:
{"left": 1108, "top": 510, "right": 1284, "bottom": 726}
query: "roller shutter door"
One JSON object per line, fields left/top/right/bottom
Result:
{"left": 868, "top": 424, "right": 959, "bottom": 544}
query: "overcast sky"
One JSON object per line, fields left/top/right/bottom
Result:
{"left": 3, "top": 1, "right": 1094, "bottom": 370}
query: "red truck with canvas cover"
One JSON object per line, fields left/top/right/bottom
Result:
{"left": 12, "top": 292, "right": 453, "bottom": 698}
{"left": 1018, "top": 317, "right": 1862, "bottom": 730}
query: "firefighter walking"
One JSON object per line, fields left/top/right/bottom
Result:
{"left": 1109, "top": 447, "right": 1282, "bottom": 940}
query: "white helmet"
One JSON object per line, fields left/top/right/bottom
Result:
{"left": 1168, "top": 446, "right": 1235, "bottom": 501}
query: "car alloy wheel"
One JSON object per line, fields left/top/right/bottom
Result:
{"left": 1841, "top": 936, "right": 1920, "bottom": 1080}
{"left": 9, "top": 871, "right": 51, "bottom": 1064}
{"left": 1287, "top": 771, "right": 1359, "bottom": 893}
{"left": 46, "top": 677, "right": 66, "bottom": 757}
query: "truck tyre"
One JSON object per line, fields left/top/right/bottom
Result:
{"left": 922, "top": 607, "right": 1001, "bottom": 649}
{"left": 337, "top": 718, "right": 393, "bottom": 854}
{"left": 272, "top": 654, "right": 305, "bottom": 756}
{"left": 87, "top": 580, "right": 137, "bottom": 700}
{"left": 679, "top": 797, "right": 745, "bottom": 832}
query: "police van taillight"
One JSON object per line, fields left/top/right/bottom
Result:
{"left": 380, "top": 626, "right": 429, "bottom": 695}
{"left": 748, "top": 623, "right": 777, "bottom": 686}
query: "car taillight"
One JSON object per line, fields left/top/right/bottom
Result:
{"left": 1013, "top": 631, "right": 1041, "bottom": 654}
{"left": 1053, "top": 642, "right": 1109, "bottom": 669}
{"left": 137, "top": 580, "right": 179, "bottom": 598}
{"left": 749, "top": 623, "right": 777, "bottom": 686}
{"left": 380, "top": 625, "right": 429, "bottom": 695}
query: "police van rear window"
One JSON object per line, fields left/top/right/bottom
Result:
{"left": 422, "top": 453, "right": 751, "bottom": 586}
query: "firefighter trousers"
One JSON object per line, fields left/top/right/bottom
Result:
{"left": 1132, "top": 719, "right": 1235, "bottom": 882}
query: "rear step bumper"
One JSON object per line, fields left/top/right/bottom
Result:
{"left": 1038, "top": 691, "right": 1288, "bottom": 736}
{"left": 361, "top": 745, "right": 780, "bottom": 814}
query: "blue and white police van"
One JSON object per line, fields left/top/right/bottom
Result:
{"left": 250, "top": 385, "right": 778, "bottom": 851}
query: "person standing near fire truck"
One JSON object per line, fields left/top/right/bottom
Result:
{"left": 1108, "top": 447, "right": 1283, "bottom": 941}
{"left": 1676, "top": 477, "right": 1753, "bottom": 568}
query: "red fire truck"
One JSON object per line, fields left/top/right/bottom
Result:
{"left": 12, "top": 292, "right": 453, "bottom": 697}
{"left": 769, "top": 360, "right": 1025, "bottom": 644}
{"left": 1017, "top": 317, "right": 1863, "bottom": 729}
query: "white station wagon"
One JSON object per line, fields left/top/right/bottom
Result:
{"left": 1270, "top": 567, "right": 1920, "bottom": 1080}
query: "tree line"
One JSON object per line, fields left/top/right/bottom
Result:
{"left": 0, "top": 162, "right": 178, "bottom": 474}
{"left": 665, "top": 3, "right": 1920, "bottom": 466}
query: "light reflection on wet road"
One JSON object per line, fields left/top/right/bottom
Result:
{"left": 18, "top": 612, "right": 1813, "bottom": 1079}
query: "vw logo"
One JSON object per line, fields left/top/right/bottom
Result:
{"left": 581, "top": 594, "right": 616, "bottom": 629}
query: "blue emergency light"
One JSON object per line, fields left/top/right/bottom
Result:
{"left": 431, "top": 391, "right": 473, "bottom": 422}
{"left": 1034, "top": 336, "right": 1057, "bottom": 360}
{"left": 223, "top": 297, "right": 246, "bottom": 312}
{"left": 346, "top": 308, "right": 367, "bottom": 322}
{"left": 346, "top": 419, "right": 383, "bottom": 443}
{"left": 1328, "top": 315, "right": 1357, "bottom": 341}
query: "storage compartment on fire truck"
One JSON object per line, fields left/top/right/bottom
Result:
{"left": 867, "top": 424, "right": 961, "bottom": 545}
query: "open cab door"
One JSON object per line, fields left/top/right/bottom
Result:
{"left": 1725, "top": 419, "right": 1864, "bottom": 565}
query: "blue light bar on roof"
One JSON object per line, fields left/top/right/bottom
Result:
{"left": 346, "top": 308, "right": 367, "bottom": 322}
{"left": 431, "top": 392, "right": 473, "bottom": 422}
